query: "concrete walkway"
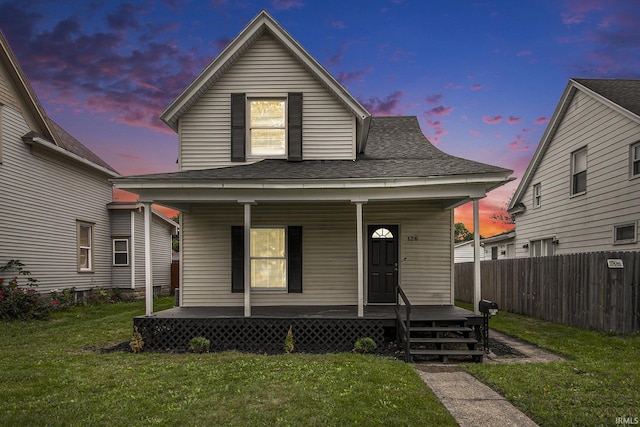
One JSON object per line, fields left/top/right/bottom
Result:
{"left": 414, "top": 329, "right": 565, "bottom": 426}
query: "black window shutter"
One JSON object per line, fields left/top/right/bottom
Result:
{"left": 287, "top": 92, "right": 303, "bottom": 161}
{"left": 231, "top": 93, "right": 246, "bottom": 162}
{"left": 231, "top": 226, "right": 244, "bottom": 293}
{"left": 288, "top": 226, "right": 303, "bottom": 293}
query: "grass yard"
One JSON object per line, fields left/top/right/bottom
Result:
{"left": 0, "top": 298, "right": 455, "bottom": 427}
{"left": 460, "top": 304, "right": 640, "bottom": 427}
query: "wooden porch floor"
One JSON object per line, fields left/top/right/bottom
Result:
{"left": 143, "top": 304, "right": 482, "bottom": 326}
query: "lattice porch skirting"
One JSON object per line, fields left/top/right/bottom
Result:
{"left": 134, "top": 317, "right": 386, "bottom": 353}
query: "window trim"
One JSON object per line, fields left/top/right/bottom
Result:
{"left": 613, "top": 222, "right": 637, "bottom": 245}
{"left": 246, "top": 96, "right": 288, "bottom": 159}
{"left": 570, "top": 147, "right": 587, "bottom": 196}
{"left": 77, "top": 221, "right": 95, "bottom": 273}
{"left": 533, "top": 183, "right": 541, "bottom": 208}
{"left": 112, "top": 238, "right": 130, "bottom": 266}
{"left": 630, "top": 141, "right": 640, "bottom": 180}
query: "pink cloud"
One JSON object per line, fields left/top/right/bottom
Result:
{"left": 470, "top": 84, "right": 483, "bottom": 91}
{"left": 336, "top": 66, "right": 373, "bottom": 84}
{"left": 507, "top": 116, "right": 522, "bottom": 125}
{"left": 535, "top": 116, "right": 550, "bottom": 125}
{"left": 272, "top": 0, "right": 304, "bottom": 10}
{"left": 561, "top": 0, "right": 605, "bottom": 26}
{"left": 425, "top": 105, "right": 454, "bottom": 117}
{"left": 483, "top": 115, "right": 503, "bottom": 124}
{"left": 424, "top": 119, "right": 441, "bottom": 129}
{"left": 508, "top": 129, "right": 532, "bottom": 151}
{"left": 361, "top": 91, "right": 405, "bottom": 115}
{"left": 425, "top": 94, "right": 443, "bottom": 105}
{"left": 468, "top": 129, "right": 481, "bottom": 137}
{"left": 445, "top": 82, "right": 464, "bottom": 90}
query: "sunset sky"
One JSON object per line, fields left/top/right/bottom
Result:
{"left": 2, "top": 0, "right": 639, "bottom": 236}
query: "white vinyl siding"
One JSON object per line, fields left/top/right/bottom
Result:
{"left": 180, "top": 200, "right": 451, "bottom": 307}
{"left": 0, "top": 106, "right": 113, "bottom": 291}
{"left": 179, "top": 33, "right": 355, "bottom": 170}
{"left": 515, "top": 89, "right": 640, "bottom": 256}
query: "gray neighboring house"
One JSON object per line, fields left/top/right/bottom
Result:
{"left": 508, "top": 79, "right": 640, "bottom": 257}
{"left": 0, "top": 32, "right": 176, "bottom": 295}
{"left": 115, "top": 11, "right": 513, "bottom": 317}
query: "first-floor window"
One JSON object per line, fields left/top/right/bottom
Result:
{"left": 77, "top": 221, "right": 94, "bottom": 272}
{"left": 614, "top": 223, "right": 637, "bottom": 245}
{"left": 250, "top": 228, "right": 287, "bottom": 289}
{"left": 530, "top": 238, "right": 554, "bottom": 257}
{"left": 113, "top": 238, "right": 130, "bottom": 266}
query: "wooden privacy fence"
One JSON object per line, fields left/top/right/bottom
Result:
{"left": 455, "top": 251, "right": 640, "bottom": 333}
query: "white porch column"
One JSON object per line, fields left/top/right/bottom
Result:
{"left": 473, "top": 199, "right": 481, "bottom": 314}
{"left": 243, "top": 202, "right": 253, "bottom": 317}
{"left": 143, "top": 202, "right": 153, "bottom": 316}
{"left": 354, "top": 201, "right": 365, "bottom": 318}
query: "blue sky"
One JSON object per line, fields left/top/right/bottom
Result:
{"left": 1, "top": 0, "right": 639, "bottom": 235}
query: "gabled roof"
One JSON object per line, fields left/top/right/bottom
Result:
{"left": 509, "top": 78, "right": 640, "bottom": 212}
{"left": 159, "top": 10, "right": 370, "bottom": 135}
{"left": 1, "top": 31, "right": 119, "bottom": 177}
{"left": 118, "top": 116, "right": 512, "bottom": 182}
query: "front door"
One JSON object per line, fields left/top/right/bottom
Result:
{"left": 367, "top": 225, "right": 398, "bottom": 303}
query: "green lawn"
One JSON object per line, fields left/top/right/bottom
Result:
{"left": 460, "top": 305, "right": 640, "bottom": 427}
{"left": 0, "top": 298, "right": 454, "bottom": 426}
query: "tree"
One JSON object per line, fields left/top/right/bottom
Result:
{"left": 454, "top": 222, "right": 473, "bottom": 243}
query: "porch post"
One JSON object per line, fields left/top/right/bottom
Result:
{"left": 143, "top": 202, "right": 153, "bottom": 316}
{"left": 473, "top": 199, "right": 481, "bottom": 314}
{"left": 243, "top": 202, "right": 253, "bottom": 317}
{"left": 355, "top": 201, "right": 365, "bottom": 318}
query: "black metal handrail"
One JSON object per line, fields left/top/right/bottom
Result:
{"left": 395, "top": 284, "right": 412, "bottom": 362}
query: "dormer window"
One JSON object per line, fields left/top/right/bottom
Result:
{"left": 249, "top": 99, "right": 286, "bottom": 157}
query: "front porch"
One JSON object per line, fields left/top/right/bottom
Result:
{"left": 134, "top": 304, "right": 484, "bottom": 360}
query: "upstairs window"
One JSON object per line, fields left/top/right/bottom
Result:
{"left": 249, "top": 99, "right": 286, "bottom": 157}
{"left": 533, "top": 183, "right": 541, "bottom": 208}
{"left": 77, "top": 221, "right": 94, "bottom": 272}
{"left": 631, "top": 142, "right": 640, "bottom": 179}
{"left": 571, "top": 147, "right": 587, "bottom": 196}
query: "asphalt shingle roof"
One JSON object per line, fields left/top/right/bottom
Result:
{"left": 123, "top": 116, "right": 510, "bottom": 181}
{"left": 573, "top": 78, "right": 640, "bottom": 117}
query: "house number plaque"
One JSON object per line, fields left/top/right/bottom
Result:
{"left": 607, "top": 259, "right": 624, "bottom": 269}
{"left": 408, "top": 235, "right": 419, "bottom": 241}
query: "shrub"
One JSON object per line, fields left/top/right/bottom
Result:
{"left": 130, "top": 327, "right": 144, "bottom": 353}
{"left": 354, "top": 337, "right": 377, "bottom": 354}
{"left": 190, "top": 336, "right": 210, "bottom": 353}
{"left": 283, "top": 326, "right": 294, "bottom": 353}
{"left": 0, "top": 260, "right": 52, "bottom": 321}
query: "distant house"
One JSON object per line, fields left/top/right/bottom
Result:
{"left": 114, "top": 11, "right": 512, "bottom": 357}
{"left": 453, "top": 231, "right": 515, "bottom": 263}
{"left": 0, "top": 32, "right": 175, "bottom": 295}
{"left": 454, "top": 240, "right": 485, "bottom": 263}
{"left": 508, "top": 79, "right": 640, "bottom": 256}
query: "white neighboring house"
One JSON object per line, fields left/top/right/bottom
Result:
{"left": 508, "top": 78, "right": 640, "bottom": 257}
{"left": 0, "top": 32, "right": 176, "bottom": 295}
{"left": 453, "top": 231, "right": 515, "bottom": 263}
{"left": 454, "top": 240, "right": 485, "bottom": 263}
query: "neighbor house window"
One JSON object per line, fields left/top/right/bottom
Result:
{"left": 533, "top": 183, "right": 541, "bottom": 208}
{"left": 530, "top": 238, "right": 554, "bottom": 257}
{"left": 77, "top": 221, "right": 94, "bottom": 272}
{"left": 614, "top": 223, "right": 637, "bottom": 245}
{"left": 250, "top": 227, "right": 287, "bottom": 289}
{"left": 248, "top": 99, "right": 286, "bottom": 157}
{"left": 631, "top": 142, "right": 640, "bottom": 179}
{"left": 571, "top": 147, "right": 587, "bottom": 195}
{"left": 112, "top": 238, "right": 129, "bottom": 266}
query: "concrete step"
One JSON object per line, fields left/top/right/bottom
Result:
{"left": 409, "top": 337, "right": 478, "bottom": 344}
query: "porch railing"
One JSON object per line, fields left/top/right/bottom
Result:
{"left": 395, "top": 284, "right": 412, "bottom": 362}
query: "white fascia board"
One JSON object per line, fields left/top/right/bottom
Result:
{"left": 26, "top": 135, "right": 120, "bottom": 178}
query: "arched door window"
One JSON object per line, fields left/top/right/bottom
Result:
{"left": 371, "top": 227, "right": 394, "bottom": 239}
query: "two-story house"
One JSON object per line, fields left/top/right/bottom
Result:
{"left": 115, "top": 11, "right": 513, "bottom": 356}
{"left": 508, "top": 79, "right": 640, "bottom": 257}
{"left": 0, "top": 31, "right": 176, "bottom": 297}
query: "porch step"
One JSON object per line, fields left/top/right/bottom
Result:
{"left": 410, "top": 337, "right": 477, "bottom": 344}
{"left": 410, "top": 326, "right": 473, "bottom": 333}
{"left": 411, "top": 349, "right": 484, "bottom": 356}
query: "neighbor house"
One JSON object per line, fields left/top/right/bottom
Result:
{"left": 114, "top": 11, "right": 512, "bottom": 357}
{"left": 508, "top": 79, "right": 640, "bottom": 257}
{"left": 453, "top": 231, "right": 515, "bottom": 263}
{"left": 0, "top": 31, "right": 175, "bottom": 296}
